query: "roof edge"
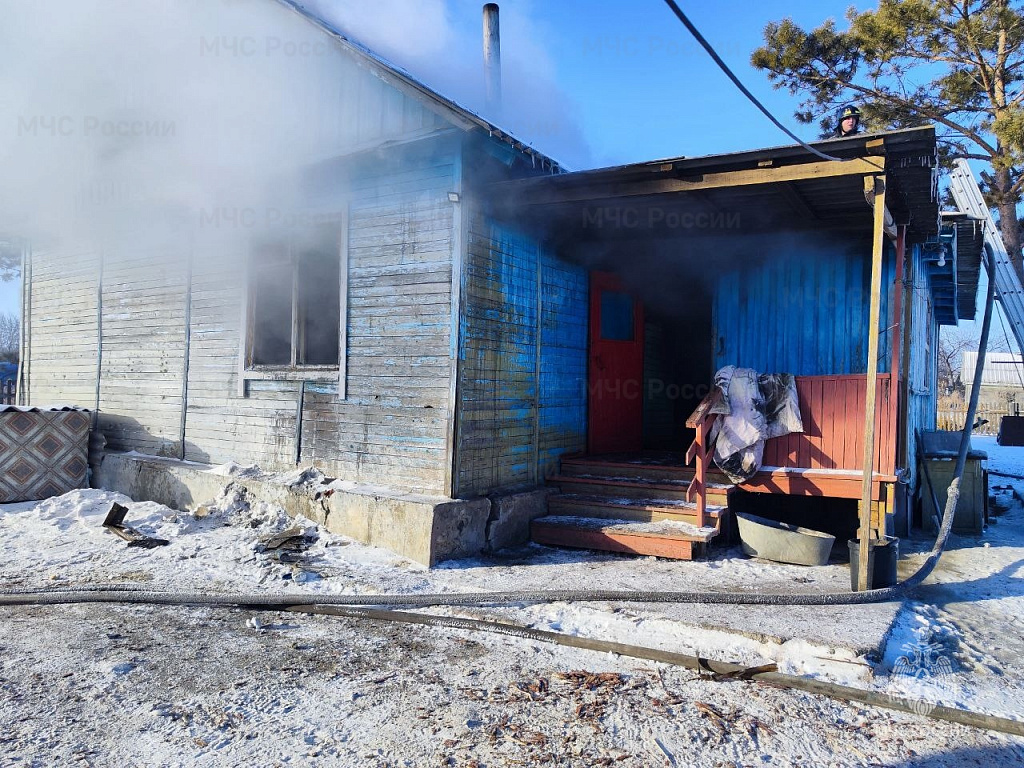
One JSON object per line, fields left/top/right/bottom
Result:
{"left": 274, "top": 0, "right": 564, "bottom": 173}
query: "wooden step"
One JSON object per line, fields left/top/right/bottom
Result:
{"left": 548, "top": 493, "right": 724, "bottom": 525}
{"left": 560, "top": 456, "right": 698, "bottom": 482}
{"left": 531, "top": 515, "right": 716, "bottom": 560}
{"left": 560, "top": 456, "right": 733, "bottom": 485}
{"left": 548, "top": 474, "right": 733, "bottom": 504}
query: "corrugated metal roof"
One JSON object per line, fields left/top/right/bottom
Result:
{"left": 954, "top": 218, "right": 983, "bottom": 320}
{"left": 949, "top": 160, "right": 1024, "bottom": 354}
{"left": 930, "top": 214, "right": 985, "bottom": 326}
{"left": 962, "top": 351, "right": 1024, "bottom": 387}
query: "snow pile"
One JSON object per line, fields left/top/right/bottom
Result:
{"left": 195, "top": 483, "right": 289, "bottom": 532}
{"left": 207, "top": 461, "right": 264, "bottom": 480}
{"left": 273, "top": 466, "right": 327, "bottom": 489}
{"left": 32, "top": 488, "right": 192, "bottom": 542}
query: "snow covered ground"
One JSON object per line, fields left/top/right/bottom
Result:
{"left": 1, "top": 445, "right": 1024, "bottom": 765}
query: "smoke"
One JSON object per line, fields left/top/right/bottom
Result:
{"left": 0, "top": 0, "right": 588, "bottom": 260}
{"left": 301, "top": 0, "right": 590, "bottom": 166}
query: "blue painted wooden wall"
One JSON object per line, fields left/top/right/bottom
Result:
{"left": 712, "top": 242, "right": 896, "bottom": 376}
{"left": 538, "top": 249, "right": 588, "bottom": 478}
{"left": 456, "top": 214, "right": 587, "bottom": 495}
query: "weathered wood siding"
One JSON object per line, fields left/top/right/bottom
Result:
{"left": 456, "top": 216, "right": 586, "bottom": 496}
{"left": 23, "top": 249, "right": 100, "bottom": 409}
{"left": 97, "top": 250, "right": 188, "bottom": 456}
{"left": 24, "top": 39, "right": 463, "bottom": 493}
{"left": 713, "top": 241, "right": 896, "bottom": 376}
{"left": 904, "top": 242, "right": 938, "bottom": 491}
{"left": 297, "top": 143, "right": 458, "bottom": 492}
{"left": 180, "top": 240, "right": 297, "bottom": 468}
{"left": 538, "top": 249, "right": 588, "bottom": 478}
{"left": 180, "top": 140, "right": 459, "bottom": 493}
{"left": 25, "top": 245, "right": 189, "bottom": 457}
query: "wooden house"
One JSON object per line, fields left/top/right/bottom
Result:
{"left": 16, "top": 3, "right": 982, "bottom": 564}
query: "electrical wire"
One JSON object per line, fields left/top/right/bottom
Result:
{"left": 659, "top": 0, "right": 846, "bottom": 163}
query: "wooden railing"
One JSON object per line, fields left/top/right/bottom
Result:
{"left": 684, "top": 374, "right": 898, "bottom": 510}
{"left": 762, "top": 374, "right": 895, "bottom": 476}
{"left": 684, "top": 388, "right": 724, "bottom": 528}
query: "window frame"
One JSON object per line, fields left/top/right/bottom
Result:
{"left": 237, "top": 209, "right": 348, "bottom": 396}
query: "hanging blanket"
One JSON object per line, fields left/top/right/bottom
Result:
{"left": 710, "top": 366, "right": 803, "bottom": 484}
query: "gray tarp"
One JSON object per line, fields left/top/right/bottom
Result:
{"left": 710, "top": 366, "right": 804, "bottom": 484}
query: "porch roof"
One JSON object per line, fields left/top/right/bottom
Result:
{"left": 489, "top": 126, "right": 939, "bottom": 247}
{"left": 928, "top": 212, "right": 985, "bottom": 325}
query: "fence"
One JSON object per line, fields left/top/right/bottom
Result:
{"left": 937, "top": 408, "right": 1017, "bottom": 436}
{"left": 0, "top": 379, "right": 15, "bottom": 406}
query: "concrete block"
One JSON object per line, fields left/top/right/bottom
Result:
{"left": 485, "top": 488, "right": 554, "bottom": 552}
{"left": 429, "top": 498, "right": 492, "bottom": 565}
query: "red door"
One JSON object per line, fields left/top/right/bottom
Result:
{"left": 588, "top": 271, "right": 645, "bottom": 453}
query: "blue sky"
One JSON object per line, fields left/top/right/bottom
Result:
{"left": 0, "top": 275, "right": 16, "bottom": 316}
{"left": 464, "top": 0, "right": 876, "bottom": 168}
{"left": 331, "top": 0, "right": 877, "bottom": 169}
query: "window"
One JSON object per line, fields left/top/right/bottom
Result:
{"left": 243, "top": 221, "right": 344, "bottom": 378}
{"left": 600, "top": 291, "right": 635, "bottom": 341}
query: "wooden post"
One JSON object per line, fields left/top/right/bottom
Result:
{"left": 884, "top": 226, "right": 906, "bottom": 529}
{"left": 694, "top": 421, "right": 706, "bottom": 528}
{"left": 858, "top": 175, "right": 887, "bottom": 591}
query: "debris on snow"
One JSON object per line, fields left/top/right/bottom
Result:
{"left": 102, "top": 502, "right": 170, "bottom": 549}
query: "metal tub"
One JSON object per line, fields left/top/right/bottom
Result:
{"left": 736, "top": 511, "right": 835, "bottom": 566}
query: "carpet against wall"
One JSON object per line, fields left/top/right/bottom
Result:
{"left": 0, "top": 407, "right": 91, "bottom": 503}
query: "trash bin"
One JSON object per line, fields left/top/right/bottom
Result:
{"left": 920, "top": 430, "right": 987, "bottom": 535}
{"left": 848, "top": 536, "right": 899, "bottom": 590}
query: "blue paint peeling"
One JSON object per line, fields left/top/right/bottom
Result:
{"left": 457, "top": 214, "right": 587, "bottom": 494}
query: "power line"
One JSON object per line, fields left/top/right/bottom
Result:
{"left": 660, "top": 0, "right": 846, "bottom": 163}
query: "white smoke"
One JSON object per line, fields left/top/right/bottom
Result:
{"left": 299, "top": 0, "right": 590, "bottom": 166}
{"left": 0, "top": 0, "right": 588, "bottom": 258}
{"left": 1, "top": 1, "right": 351, "bottom": 257}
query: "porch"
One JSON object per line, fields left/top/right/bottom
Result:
{"left": 485, "top": 128, "right": 942, "bottom": 566}
{"left": 533, "top": 372, "right": 899, "bottom": 559}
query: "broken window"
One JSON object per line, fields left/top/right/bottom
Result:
{"left": 247, "top": 224, "right": 342, "bottom": 369}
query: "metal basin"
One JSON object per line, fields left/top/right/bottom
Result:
{"left": 736, "top": 512, "right": 835, "bottom": 566}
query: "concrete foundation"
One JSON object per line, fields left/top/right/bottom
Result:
{"left": 484, "top": 488, "right": 555, "bottom": 552}
{"left": 93, "top": 452, "right": 539, "bottom": 566}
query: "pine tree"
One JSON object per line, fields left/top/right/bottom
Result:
{"left": 752, "top": 0, "right": 1024, "bottom": 276}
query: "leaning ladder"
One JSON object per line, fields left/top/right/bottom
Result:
{"left": 948, "top": 159, "right": 1024, "bottom": 350}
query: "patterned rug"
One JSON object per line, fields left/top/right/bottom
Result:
{"left": 0, "top": 409, "right": 91, "bottom": 503}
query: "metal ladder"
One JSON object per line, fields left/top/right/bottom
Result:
{"left": 948, "top": 159, "right": 1024, "bottom": 350}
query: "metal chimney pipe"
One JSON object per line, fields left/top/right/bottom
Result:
{"left": 483, "top": 3, "right": 501, "bottom": 116}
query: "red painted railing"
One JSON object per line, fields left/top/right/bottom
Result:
{"left": 762, "top": 374, "right": 896, "bottom": 476}
{"left": 684, "top": 373, "right": 898, "bottom": 511}
{"left": 683, "top": 387, "right": 724, "bottom": 528}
